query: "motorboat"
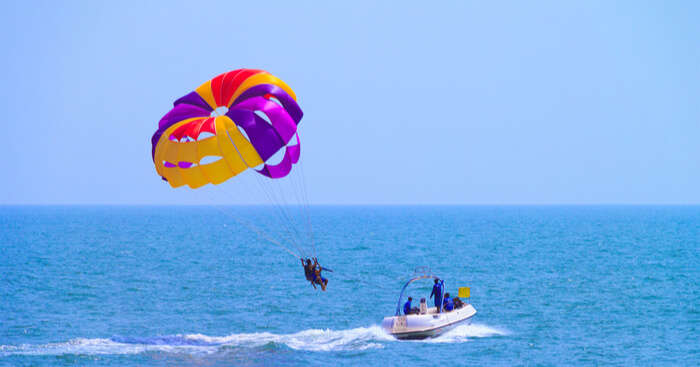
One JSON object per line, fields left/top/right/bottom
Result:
{"left": 381, "top": 271, "right": 476, "bottom": 340}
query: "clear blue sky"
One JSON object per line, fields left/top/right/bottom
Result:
{"left": 2, "top": 1, "right": 698, "bottom": 205}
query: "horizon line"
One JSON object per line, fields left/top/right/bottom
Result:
{"left": 1, "top": 203, "right": 699, "bottom": 207}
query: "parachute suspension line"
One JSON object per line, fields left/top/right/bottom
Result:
{"left": 286, "top": 165, "right": 308, "bottom": 251}
{"left": 282, "top": 168, "right": 313, "bottom": 258}
{"left": 288, "top": 166, "right": 305, "bottom": 233}
{"left": 223, "top": 129, "right": 307, "bottom": 259}
{"left": 294, "top": 164, "right": 314, "bottom": 258}
{"left": 298, "top": 161, "right": 315, "bottom": 257}
{"left": 251, "top": 172, "right": 308, "bottom": 258}
{"left": 216, "top": 179, "right": 307, "bottom": 260}
{"left": 272, "top": 173, "right": 307, "bottom": 247}
{"left": 199, "top": 190, "right": 296, "bottom": 256}
{"left": 200, "top": 190, "right": 301, "bottom": 259}
{"left": 252, "top": 171, "right": 310, "bottom": 258}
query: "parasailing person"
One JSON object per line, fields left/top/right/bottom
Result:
{"left": 301, "top": 257, "right": 330, "bottom": 290}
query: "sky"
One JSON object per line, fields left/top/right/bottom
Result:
{"left": 1, "top": 1, "right": 698, "bottom": 205}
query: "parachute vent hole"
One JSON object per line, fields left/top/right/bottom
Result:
{"left": 267, "top": 96, "right": 283, "bottom": 107}
{"left": 197, "top": 132, "right": 215, "bottom": 140}
{"left": 265, "top": 147, "right": 286, "bottom": 166}
{"left": 254, "top": 110, "right": 273, "bottom": 125}
{"left": 237, "top": 125, "right": 251, "bottom": 142}
{"left": 288, "top": 133, "right": 299, "bottom": 146}
{"left": 199, "top": 156, "right": 222, "bottom": 165}
{"left": 211, "top": 106, "right": 229, "bottom": 117}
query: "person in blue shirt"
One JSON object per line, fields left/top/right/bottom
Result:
{"left": 430, "top": 278, "right": 444, "bottom": 313}
{"left": 443, "top": 292, "right": 454, "bottom": 312}
{"left": 403, "top": 297, "right": 413, "bottom": 315}
{"left": 313, "top": 267, "right": 327, "bottom": 291}
{"left": 311, "top": 258, "right": 328, "bottom": 291}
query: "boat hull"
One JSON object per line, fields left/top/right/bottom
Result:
{"left": 381, "top": 304, "right": 476, "bottom": 340}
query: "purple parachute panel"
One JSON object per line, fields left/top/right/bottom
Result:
{"left": 231, "top": 97, "right": 297, "bottom": 144}
{"left": 174, "top": 91, "right": 213, "bottom": 111}
{"left": 226, "top": 109, "right": 284, "bottom": 162}
{"left": 231, "top": 84, "right": 303, "bottom": 124}
{"left": 226, "top": 85, "right": 303, "bottom": 179}
{"left": 256, "top": 135, "right": 301, "bottom": 178}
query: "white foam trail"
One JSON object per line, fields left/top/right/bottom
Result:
{"left": 425, "top": 323, "right": 509, "bottom": 343}
{"left": 0, "top": 323, "right": 507, "bottom": 356}
{"left": 0, "top": 325, "right": 394, "bottom": 356}
{"left": 0, "top": 337, "right": 211, "bottom": 357}
{"left": 184, "top": 325, "right": 394, "bottom": 352}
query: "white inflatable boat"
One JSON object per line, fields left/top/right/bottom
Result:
{"left": 381, "top": 273, "right": 476, "bottom": 340}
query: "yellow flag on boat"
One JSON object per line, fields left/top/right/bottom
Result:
{"left": 458, "top": 287, "right": 470, "bottom": 298}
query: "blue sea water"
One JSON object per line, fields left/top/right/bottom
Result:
{"left": 1, "top": 206, "right": 698, "bottom": 366}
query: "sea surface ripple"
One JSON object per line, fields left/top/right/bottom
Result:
{"left": 1, "top": 206, "right": 698, "bottom": 366}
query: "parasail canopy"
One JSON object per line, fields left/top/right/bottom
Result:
{"left": 151, "top": 69, "right": 303, "bottom": 188}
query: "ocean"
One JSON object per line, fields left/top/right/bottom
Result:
{"left": 1, "top": 206, "right": 698, "bottom": 366}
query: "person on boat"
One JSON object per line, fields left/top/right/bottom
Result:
{"left": 419, "top": 297, "right": 428, "bottom": 314}
{"left": 430, "top": 278, "right": 444, "bottom": 313}
{"left": 453, "top": 296, "right": 465, "bottom": 309}
{"left": 443, "top": 292, "right": 454, "bottom": 312}
{"left": 403, "top": 297, "right": 413, "bottom": 315}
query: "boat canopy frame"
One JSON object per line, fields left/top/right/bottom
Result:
{"left": 394, "top": 273, "right": 443, "bottom": 316}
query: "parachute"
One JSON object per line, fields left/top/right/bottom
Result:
{"left": 151, "top": 69, "right": 313, "bottom": 260}
{"left": 151, "top": 69, "right": 303, "bottom": 186}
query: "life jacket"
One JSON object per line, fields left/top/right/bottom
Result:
{"left": 443, "top": 297, "right": 454, "bottom": 311}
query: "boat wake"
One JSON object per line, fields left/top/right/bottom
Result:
{"left": 425, "top": 323, "right": 509, "bottom": 343}
{"left": 0, "top": 323, "right": 506, "bottom": 356}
